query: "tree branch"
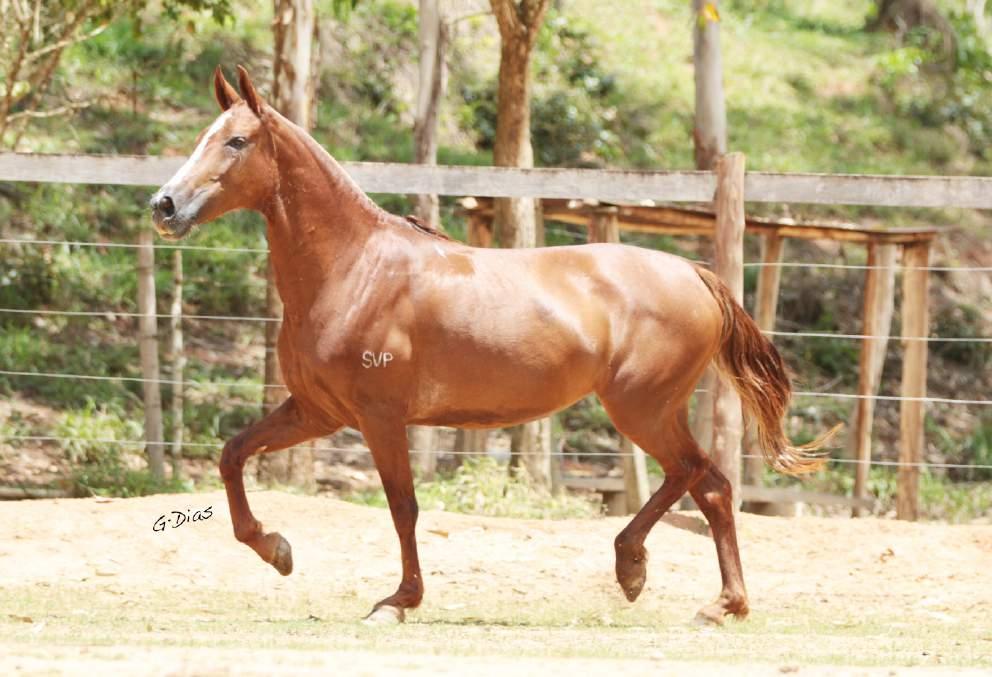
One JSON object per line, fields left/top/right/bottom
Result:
{"left": 25, "top": 22, "right": 108, "bottom": 64}
{"left": 5, "top": 98, "right": 93, "bottom": 121}
{"left": 489, "top": 0, "right": 522, "bottom": 39}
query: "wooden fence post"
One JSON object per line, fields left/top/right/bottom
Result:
{"left": 743, "top": 232, "right": 783, "bottom": 491}
{"left": 711, "top": 153, "right": 746, "bottom": 508}
{"left": 169, "top": 248, "right": 185, "bottom": 481}
{"left": 137, "top": 229, "right": 165, "bottom": 480}
{"left": 586, "top": 205, "right": 649, "bottom": 513}
{"left": 851, "top": 243, "right": 896, "bottom": 516}
{"left": 898, "top": 242, "right": 931, "bottom": 521}
{"left": 454, "top": 212, "right": 494, "bottom": 464}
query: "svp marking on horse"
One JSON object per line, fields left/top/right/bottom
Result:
{"left": 151, "top": 66, "right": 836, "bottom": 625}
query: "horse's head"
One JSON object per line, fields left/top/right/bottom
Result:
{"left": 151, "top": 66, "right": 275, "bottom": 240}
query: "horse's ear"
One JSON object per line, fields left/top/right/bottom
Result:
{"left": 213, "top": 66, "right": 241, "bottom": 111}
{"left": 236, "top": 65, "right": 265, "bottom": 117}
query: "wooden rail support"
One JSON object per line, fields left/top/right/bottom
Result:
{"left": 586, "top": 205, "right": 648, "bottom": 514}
{"left": 137, "top": 229, "right": 165, "bottom": 480}
{"left": 851, "top": 243, "right": 897, "bottom": 516}
{"left": 711, "top": 153, "right": 746, "bottom": 509}
{"left": 742, "top": 232, "right": 784, "bottom": 492}
{"left": 897, "top": 242, "right": 931, "bottom": 521}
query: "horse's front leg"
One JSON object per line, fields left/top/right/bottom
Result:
{"left": 359, "top": 419, "right": 423, "bottom": 624}
{"left": 219, "top": 396, "right": 335, "bottom": 575}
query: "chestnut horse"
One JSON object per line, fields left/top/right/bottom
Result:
{"left": 151, "top": 66, "right": 833, "bottom": 625}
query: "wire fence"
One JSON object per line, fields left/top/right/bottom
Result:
{"left": 2, "top": 433, "right": 990, "bottom": 471}
{"left": 7, "top": 234, "right": 992, "bottom": 271}
{"left": 2, "top": 233, "right": 990, "bottom": 476}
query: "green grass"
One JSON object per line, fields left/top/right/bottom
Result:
{"left": 348, "top": 457, "right": 602, "bottom": 520}
{"left": 1, "top": 585, "right": 989, "bottom": 667}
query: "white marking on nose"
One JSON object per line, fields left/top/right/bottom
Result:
{"left": 434, "top": 244, "right": 447, "bottom": 258}
{"left": 167, "top": 110, "right": 232, "bottom": 188}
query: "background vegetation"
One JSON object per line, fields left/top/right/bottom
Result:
{"left": 0, "top": 0, "right": 989, "bottom": 520}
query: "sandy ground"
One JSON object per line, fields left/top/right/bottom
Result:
{"left": 1, "top": 491, "right": 990, "bottom": 675}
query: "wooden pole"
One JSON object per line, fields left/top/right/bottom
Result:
{"left": 409, "top": 426, "right": 437, "bottom": 479}
{"left": 711, "top": 152, "right": 746, "bottom": 508}
{"left": 169, "top": 248, "right": 185, "bottom": 481}
{"left": 137, "top": 229, "right": 165, "bottom": 480}
{"left": 454, "top": 212, "right": 493, "bottom": 463}
{"left": 742, "top": 232, "right": 783, "bottom": 490}
{"left": 897, "top": 242, "right": 931, "bottom": 521}
{"left": 851, "top": 243, "right": 896, "bottom": 516}
{"left": 587, "top": 205, "right": 649, "bottom": 513}
{"left": 259, "top": 0, "right": 318, "bottom": 490}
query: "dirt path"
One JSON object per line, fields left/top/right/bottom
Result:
{"left": 1, "top": 491, "right": 990, "bottom": 674}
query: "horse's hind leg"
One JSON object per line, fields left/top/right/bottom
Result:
{"left": 604, "top": 404, "right": 705, "bottom": 603}
{"left": 603, "top": 400, "right": 750, "bottom": 623}
{"left": 688, "top": 463, "right": 749, "bottom": 623}
{"left": 219, "top": 397, "right": 334, "bottom": 575}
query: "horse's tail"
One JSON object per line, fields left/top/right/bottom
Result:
{"left": 695, "top": 266, "right": 840, "bottom": 476}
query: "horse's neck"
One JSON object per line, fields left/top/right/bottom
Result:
{"left": 260, "top": 118, "right": 390, "bottom": 314}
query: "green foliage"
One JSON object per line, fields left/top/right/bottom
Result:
{"left": 873, "top": 8, "right": 992, "bottom": 161}
{"left": 53, "top": 400, "right": 188, "bottom": 497}
{"left": 931, "top": 301, "right": 992, "bottom": 371}
{"left": 348, "top": 458, "right": 601, "bottom": 520}
{"left": 928, "top": 412, "right": 992, "bottom": 482}
{"left": 459, "top": 10, "right": 660, "bottom": 168}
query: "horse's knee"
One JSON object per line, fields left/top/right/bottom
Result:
{"left": 693, "top": 465, "right": 733, "bottom": 513}
{"left": 219, "top": 437, "right": 247, "bottom": 482}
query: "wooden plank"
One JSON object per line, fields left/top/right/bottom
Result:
{"left": 711, "top": 153, "right": 746, "bottom": 509}
{"left": 851, "top": 244, "right": 897, "bottom": 517}
{"left": 2, "top": 152, "right": 992, "bottom": 208}
{"left": 743, "top": 233, "right": 784, "bottom": 491}
{"left": 744, "top": 172, "right": 992, "bottom": 209}
{"left": 474, "top": 199, "right": 939, "bottom": 245}
{"left": 0, "top": 486, "right": 70, "bottom": 500}
{"left": 560, "top": 476, "right": 873, "bottom": 509}
{"left": 898, "top": 242, "right": 931, "bottom": 521}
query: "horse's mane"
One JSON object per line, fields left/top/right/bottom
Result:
{"left": 270, "top": 108, "right": 453, "bottom": 244}
{"left": 403, "top": 215, "right": 452, "bottom": 241}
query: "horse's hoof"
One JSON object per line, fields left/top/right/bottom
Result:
{"left": 362, "top": 605, "right": 405, "bottom": 625}
{"left": 694, "top": 598, "right": 748, "bottom": 626}
{"left": 615, "top": 545, "right": 648, "bottom": 602}
{"left": 693, "top": 606, "right": 725, "bottom": 626}
{"left": 269, "top": 533, "right": 293, "bottom": 576}
{"left": 618, "top": 565, "right": 646, "bottom": 602}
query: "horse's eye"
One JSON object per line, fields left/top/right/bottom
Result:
{"left": 226, "top": 136, "right": 248, "bottom": 150}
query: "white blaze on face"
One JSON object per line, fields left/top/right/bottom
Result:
{"left": 167, "top": 110, "right": 233, "bottom": 188}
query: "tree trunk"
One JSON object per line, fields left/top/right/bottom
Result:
{"left": 137, "top": 229, "right": 165, "bottom": 481}
{"left": 258, "top": 0, "right": 318, "bottom": 491}
{"left": 413, "top": 0, "right": 448, "bottom": 227}
{"left": 408, "top": 0, "right": 449, "bottom": 478}
{"left": 490, "top": 0, "right": 552, "bottom": 487}
{"left": 692, "top": 0, "right": 727, "bottom": 171}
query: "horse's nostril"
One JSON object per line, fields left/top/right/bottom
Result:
{"left": 158, "top": 196, "right": 176, "bottom": 218}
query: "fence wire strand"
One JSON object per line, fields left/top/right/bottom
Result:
{"left": 2, "top": 434, "right": 989, "bottom": 471}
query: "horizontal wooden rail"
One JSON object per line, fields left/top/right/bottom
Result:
{"left": 563, "top": 476, "right": 874, "bottom": 510}
{"left": 2, "top": 152, "right": 992, "bottom": 208}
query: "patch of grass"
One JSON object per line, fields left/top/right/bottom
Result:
{"left": 347, "top": 457, "right": 601, "bottom": 520}
{"left": 0, "top": 586, "right": 989, "bottom": 668}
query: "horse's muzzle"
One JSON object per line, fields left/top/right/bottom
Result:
{"left": 150, "top": 191, "right": 194, "bottom": 240}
